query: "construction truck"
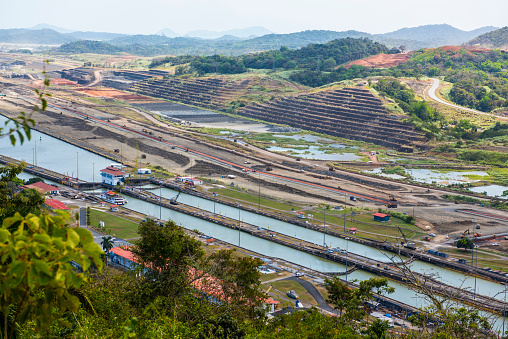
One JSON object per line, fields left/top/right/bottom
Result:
{"left": 389, "top": 195, "right": 397, "bottom": 201}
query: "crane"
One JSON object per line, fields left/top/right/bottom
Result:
{"left": 170, "top": 190, "right": 181, "bottom": 205}
{"left": 397, "top": 225, "right": 416, "bottom": 250}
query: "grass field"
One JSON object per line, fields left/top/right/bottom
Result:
{"left": 269, "top": 279, "right": 317, "bottom": 306}
{"left": 208, "top": 188, "right": 297, "bottom": 211}
{"left": 89, "top": 209, "right": 140, "bottom": 240}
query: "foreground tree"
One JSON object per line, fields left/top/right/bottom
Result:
{"left": 0, "top": 212, "right": 103, "bottom": 338}
{"left": 325, "top": 276, "right": 394, "bottom": 322}
{"left": 132, "top": 219, "right": 264, "bottom": 318}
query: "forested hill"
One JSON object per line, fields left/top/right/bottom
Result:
{"left": 151, "top": 38, "right": 396, "bottom": 73}
{"left": 466, "top": 26, "right": 508, "bottom": 49}
{"left": 58, "top": 40, "right": 123, "bottom": 54}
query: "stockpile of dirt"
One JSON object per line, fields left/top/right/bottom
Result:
{"left": 345, "top": 53, "right": 411, "bottom": 68}
{"left": 91, "top": 126, "right": 189, "bottom": 166}
{"left": 186, "top": 160, "right": 230, "bottom": 176}
{"left": 75, "top": 88, "right": 151, "bottom": 101}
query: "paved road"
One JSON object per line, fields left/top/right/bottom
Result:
{"left": 427, "top": 78, "right": 507, "bottom": 120}
{"left": 284, "top": 276, "right": 339, "bottom": 315}
{"left": 79, "top": 207, "right": 87, "bottom": 227}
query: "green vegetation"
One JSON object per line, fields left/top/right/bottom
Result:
{"left": 456, "top": 237, "right": 474, "bottom": 250}
{"left": 208, "top": 188, "right": 297, "bottom": 211}
{"left": 381, "top": 165, "right": 407, "bottom": 176}
{"left": 467, "top": 26, "right": 508, "bottom": 49}
{"left": 59, "top": 40, "right": 123, "bottom": 54}
{"left": 89, "top": 209, "right": 140, "bottom": 240}
{"left": 442, "top": 194, "right": 508, "bottom": 210}
{"left": 151, "top": 38, "right": 396, "bottom": 77}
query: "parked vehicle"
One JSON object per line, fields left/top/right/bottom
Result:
{"left": 286, "top": 290, "right": 299, "bottom": 299}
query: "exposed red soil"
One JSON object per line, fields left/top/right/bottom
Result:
{"left": 345, "top": 53, "right": 412, "bottom": 68}
{"left": 32, "top": 78, "right": 78, "bottom": 87}
{"left": 75, "top": 88, "right": 151, "bottom": 101}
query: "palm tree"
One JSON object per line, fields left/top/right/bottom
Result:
{"left": 101, "top": 235, "right": 114, "bottom": 254}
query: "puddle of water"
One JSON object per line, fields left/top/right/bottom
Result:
{"left": 469, "top": 184, "right": 508, "bottom": 199}
{"left": 363, "top": 168, "right": 489, "bottom": 185}
{"left": 273, "top": 134, "right": 359, "bottom": 149}
{"left": 267, "top": 145, "right": 361, "bottom": 161}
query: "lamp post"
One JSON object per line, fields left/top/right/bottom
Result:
{"left": 345, "top": 237, "right": 349, "bottom": 283}
{"left": 343, "top": 194, "right": 347, "bottom": 233}
{"left": 159, "top": 184, "right": 162, "bottom": 220}
{"left": 238, "top": 205, "right": 241, "bottom": 247}
{"left": 471, "top": 238, "right": 477, "bottom": 300}
{"left": 323, "top": 206, "right": 326, "bottom": 248}
{"left": 258, "top": 172, "right": 261, "bottom": 210}
{"left": 32, "top": 148, "right": 35, "bottom": 179}
{"left": 503, "top": 282, "right": 506, "bottom": 337}
{"left": 76, "top": 152, "right": 79, "bottom": 182}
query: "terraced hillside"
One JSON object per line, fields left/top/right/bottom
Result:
{"left": 238, "top": 87, "right": 425, "bottom": 151}
{"left": 129, "top": 75, "right": 303, "bottom": 111}
{"left": 129, "top": 76, "right": 423, "bottom": 150}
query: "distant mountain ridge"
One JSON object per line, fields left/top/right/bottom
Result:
{"left": 185, "top": 26, "right": 272, "bottom": 39}
{"left": 0, "top": 28, "right": 75, "bottom": 44}
{"left": 465, "top": 26, "right": 508, "bottom": 49}
{"left": 377, "top": 24, "right": 498, "bottom": 47}
{"left": 1, "top": 24, "right": 500, "bottom": 55}
{"left": 29, "top": 23, "right": 75, "bottom": 34}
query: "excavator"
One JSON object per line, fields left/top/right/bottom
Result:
{"left": 170, "top": 190, "right": 181, "bottom": 205}
{"left": 397, "top": 225, "right": 416, "bottom": 250}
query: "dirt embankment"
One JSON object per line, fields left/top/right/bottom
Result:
{"left": 282, "top": 161, "right": 402, "bottom": 191}
{"left": 345, "top": 53, "right": 411, "bottom": 69}
{"left": 91, "top": 126, "right": 190, "bottom": 166}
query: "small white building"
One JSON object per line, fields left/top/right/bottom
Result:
{"left": 138, "top": 168, "right": 151, "bottom": 174}
{"left": 176, "top": 176, "right": 203, "bottom": 186}
{"left": 100, "top": 166, "right": 127, "bottom": 186}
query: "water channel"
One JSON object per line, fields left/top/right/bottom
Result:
{"left": 2, "top": 116, "right": 507, "bottom": 329}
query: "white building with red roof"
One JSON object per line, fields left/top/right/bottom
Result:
{"left": 100, "top": 166, "right": 127, "bottom": 186}
{"left": 44, "top": 199, "right": 69, "bottom": 210}
{"left": 22, "top": 181, "right": 61, "bottom": 195}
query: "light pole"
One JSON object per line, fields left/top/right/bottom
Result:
{"left": 503, "top": 282, "right": 506, "bottom": 337}
{"left": 34, "top": 140, "right": 37, "bottom": 168}
{"left": 345, "top": 237, "right": 349, "bottom": 283}
{"left": 76, "top": 152, "right": 79, "bottom": 182}
{"left": 159, "top": 185, "right": 162, "bottom": 220}
{"left": 323, "top": 206, "right": 326, "bottom": 248}
{"left": 32, "top": 148, "right": 35, "bottom": 179}
{"left": 92, "top": 162, "right": 95, "bottom": 194}
{"left": 471, "top": 238, "right": 476, "bottom": 299}
{"left": 238, "top": 205, "right": 241, "bottom": 247}
{"left": 343, "top": 194, "right": 347, "bottom": 233}
{"left": 258, "top": 172, "right": 261, "bottom": 210}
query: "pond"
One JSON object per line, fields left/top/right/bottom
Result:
{"left": 364, "top": 167, "right": 489, "bottom": 185}
{"left": 267, "top": 145, "right": 362, "bottom": 161}
{"left": 273, "top": 134, "right": 359, "bottom": 149}
{"left": 469, "top": 184, "right": 508, "bottom": 199}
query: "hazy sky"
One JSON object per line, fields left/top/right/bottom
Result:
{"left": 3, "top": 0, "right": 507, "bottom": 35}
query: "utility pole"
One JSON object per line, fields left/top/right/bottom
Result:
{"left": 323, "top": 206, "right": 326, "bottom": 248}
{"left": 258, "top": 172, "right": 261, "bottom": 210}
{"left": 238, "top": 205, "right": 241, "bottom": 247}
{"left": 503, "top": 283, "right": 506, "bottom": 336}
{"left": 32, "top": 148, "right": 35, "bottom": 179}
{"left": 343, "top": 194, "right": 347, "bottom": 233}
{"left": 76, "top": 152, "right": 79, "bottom": 182}
{"left": 345, "top": 238, "right": 349, "bottom": 283}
